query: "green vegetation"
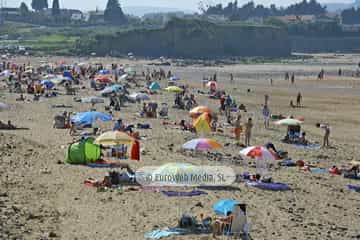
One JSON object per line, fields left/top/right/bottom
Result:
{"left": 77, "top": 18, "right": 291, "bottom": 58}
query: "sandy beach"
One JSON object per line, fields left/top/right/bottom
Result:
{"left": 1, "top": 54, "right": 360, "bottom": 240}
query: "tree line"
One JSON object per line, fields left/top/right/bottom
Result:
{"left": 202, "top": 0, "right": 327, "bottom": 21}
{"left": 17, "top": 0, "right": 127, "bottom": 25}
{"left": 341, "top": 8, "right": 360, "bottom": 25}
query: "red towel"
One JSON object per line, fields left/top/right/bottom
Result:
{"left": 130, "top": 140, "right": 140, "bottom": 161}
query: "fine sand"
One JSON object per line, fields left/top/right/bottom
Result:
{"left": 1, "top": 54, "right": 360, "bottom": 240}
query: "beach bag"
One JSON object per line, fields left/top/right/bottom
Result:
{"left": 179, "top": 215, "right": 197, "bottom": 229}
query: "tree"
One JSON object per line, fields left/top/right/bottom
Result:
{"left": 52, "top": 0, "right": 60, "bottom": 16}
{"left": 104, "top": 0, "right": 127, "bottom": 25}
{"left": 31, "top": 0, "right": 48, "bottom": 11}
{"left": 19, "top": 2, "right": 30, "bottom": 16}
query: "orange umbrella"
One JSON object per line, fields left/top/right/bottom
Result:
{"left": 189, "top": 106, "right": 211, "bottom": 118}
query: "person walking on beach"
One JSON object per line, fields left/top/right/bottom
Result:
{"left": 296, "top": 92, "right": 302, "bottom": 107}
{"left": 244, "top": 118, "right": 253, "bottom": 146}
{"left": 291, "top": 73, "right": 295, "bottom": 85}
{"left": 230, "top": 73, "right": 234, "bottom": 83}
{"left": 262, "top": 105, "right": 271, "bottom": 129}
{"left": 285, "top": 72, "right": 289, "bottom": 81}
{"left": 234, "top": 114, "right": 243, "bottom": 146}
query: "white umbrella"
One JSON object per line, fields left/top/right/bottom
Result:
{"left": 81, "top": 96, "right": 105, "bottom": 104}
{"left": 129, "top": 93, "right": 150, "bottom": 101}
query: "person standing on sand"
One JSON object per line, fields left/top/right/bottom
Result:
{"left": 264, "top": 94, "right": 269, "bottom": 106}
{"left": 244, "top": 118, "right": 253, "bottom": 146}
{"left": 317, "top": 123, "right": 331, "bottom": 147}
{"left": 230, "top": 73, "right": 234, "bottom": 83}
{"left": 262, "top": 105, "right": 271, "bottom": 129}
{"left": 234, "top": 115, "right": 243, "bottom": 146}
{"left": 296, "top": 92, "right": 302, "bottom": 107}
{"left": 291, "top": 73, "right": 295, "bottom": 85}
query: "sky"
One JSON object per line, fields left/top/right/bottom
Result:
{"left": 3, "top": 0, "right": 355, "bottom": 11}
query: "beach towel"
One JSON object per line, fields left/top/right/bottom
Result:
{"left": 144, "top": 228, "right": 190, "bottom": 239}
{"left": 310, "top": 168, "right": 327, "bottom": 174}
{"left": 348, "top": 185, "right": 360, "bottom": 192}
{"left": 293, "top": 143, "right": 321, "bottom": 149}
{"left": 161, "top": 190, "right": 208, "bottom": 197}
{"left": 86, "top": 160, "right": 124, "bottom": 168}
{"left": 246, "top": 181, "right": 291, "bottom": 191}
{"left": 279, "top": 159, "right": 296, "bottom": 167}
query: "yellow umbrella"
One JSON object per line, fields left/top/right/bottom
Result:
{"left": 165, "top": 86, "right": 182, "bottom": 93}
{"left": 94, "top": 131, "right": 135, "bottom": 146}
{"left": 193, "top": 113, "right": 211, "bottom": 133}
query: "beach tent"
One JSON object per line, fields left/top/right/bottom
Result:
{"left": 213, "top": 199, "right": 240, "bottom": 216}
{"left": 149, "top": 82, "right": 161, "bottom": 90}
{"left": 193, "top": 113, "right": 211, "bottom": 133}
{"left": 71, "top": 111, "right": 112, "bottom": 125}
{"left": 66, "top": 138, "right": 101, "bottom": 164}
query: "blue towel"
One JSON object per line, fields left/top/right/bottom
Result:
{"left": 246, "top": 181, "right": 291, "bottom": 191}
{"left": 293, "top": 143, "right": 321, "bottom": 149}
{"left": 310, "top": 168, "right": 327, "bottom": 174}
{"left": 348, "top": 185, "right": 360, "bottom": 192}
{"left": 144, "top": 228, "right": 190, "bottom": 239}
{"left": 161, "top": 190, "right": 208, "bottom": 197}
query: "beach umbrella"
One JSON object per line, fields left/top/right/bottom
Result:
{"left": 189, "top": 106, "right": 211, "bottom": 118}
{"left": 206, "top": 81, "right": 217, "bottom": 88}
{"left": 0, "top": 102, "right": 9, "bottom": 111}
{"left": 81, "top": 96, "right": 105, "bottom": 104}
{"left": 275, "top": 118, "right": 303, "bottom": 126}
{"left": 41, "top": 80, "right": 55, "bottom": 89}
{"left": 193, "top": 113, "right": 211, "bottom": 133}
{"left": 63, "top": 71, "right": 73, "bottom": 80}
{"left": 182, "top": 138, "right": 222, "bottom": 151}
{"left": 165, "top": 86, "right": 182, "bottom": 93}
{"left": 71, "top": 111, "right": 112, "bottom": 125}
{"left": 240, "top": 146, "right": 277, "bottom": 160}
{"left": 95, "top": 75, "right": 112, "bottom": 83}
{"left": 129, "top": 93, "right": 150, "bottom": 101}
{"left": 94, "top": 131, "right": 135, "bottom": 146}
{"left": 100, "top": 84, "right": 123, "bottom": 95}
{"left": 119, "top": 74, "right": 128, "bottom": 81}
{"left": 149, "top": 82, "right": 161, "bottom": 90}
{"left": 169, "top": 76, "right": 180, "bottom": 81}
{"left": 213, "top": 199, "right": 240, "bottom": 216}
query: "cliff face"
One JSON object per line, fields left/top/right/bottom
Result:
{"left": 79, "top": 18, "right": 291, "bottom": 58}
{"left": 290, "top": 36, "right": 360, "bottom": 53}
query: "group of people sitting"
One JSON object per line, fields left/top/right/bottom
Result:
{"left": 0, "top": 120, "right": 16, "bottom": 130}
{"left": 174, "top": 92, "right": 197, "bottom": 110}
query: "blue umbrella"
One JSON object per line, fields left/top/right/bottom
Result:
{"left": 63, "top": 71, "right": 73, "bottom": 80}
{"left": 41, "top": 80, "right": 55, "bottom": 89}
{"left": 71, "top": 111, "right": 112, "bottom": 125}
{"left": 149, "top": 82, "right": 161, "bottom": 90}
{"left": 213, "top": 199, "right": 239, "bottom": 216}
{"left": 101, "top": 84, "right": 123, "bottom": 96}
